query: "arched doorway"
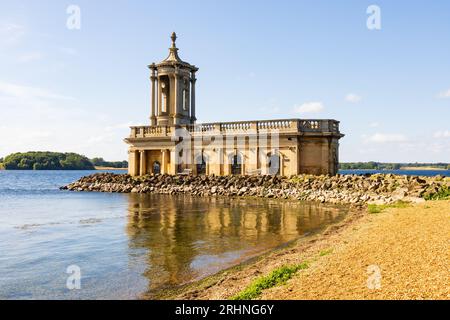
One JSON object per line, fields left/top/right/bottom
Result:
{"left": 153, "top": 161, "right": 161, "bottom": 174}
{"left": 268, "top": 154, "right": 280, "bottom": 175}
{"left": 231, "top": 154, "right": 242, "bottom": 175}
{"left": 196, "top": 154, "right": 207, "bottom": 175}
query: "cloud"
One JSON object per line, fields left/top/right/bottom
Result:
{"left": 369, "top": 122, "right": 379, "bottom": 128}
{"left": 17, "top": 51, "right": 43, "bottom": 63}
{"left": 0, "top": 22, "right": 26, "bottom": 47}
{"left": 0, "top": 82, "right": 74, "bottom": 101}
{"left": 363, "top": 133, "right": 407, "bottom": 143}
{"left": 433, "top": 130, "right": 450, "bottom": 138}
{"left": 437, "top": 88, "right": 450, "bottom": 98}
{"left": 59, "top": 47, "right": 78, "bottom": 56}
{"left": 345, "top": 93, "right": 362, "bottom": 103}
{"left": 294, "top": 102, "right": 324, "bottom": 114}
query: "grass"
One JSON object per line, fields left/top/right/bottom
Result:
{"left": 367, "top": 201, "right": 410, "bottom": 214}
{"left": 231, "top": 262, "right": 309, "bottom": 300}
{"left": 424, "top": 186, "right": 450, "bottom": 201}
{"left": 319, "top": 248, "right": 333, "bottom": 256}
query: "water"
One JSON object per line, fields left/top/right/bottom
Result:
{"left": 0, "top": 170, "right": 348, "bottom": 300}
{"left": 339, "top": 169, "right": 449, "bottom": 177}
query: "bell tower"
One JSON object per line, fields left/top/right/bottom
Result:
{"left": 149, "top": 32, "right": 198, "bottom": 126}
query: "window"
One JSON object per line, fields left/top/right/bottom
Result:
{"left": 268, "top": 154, "right": 280, "bottom": 175}
{"left": 161, "top": 93, "right": 167, "bottom": 112}
{"left": 183, "top": 89, "right": 187, "bottom": 111}
{"left": 153, "top": 161, "right": 161, "bottom": 175}
{"left": 196, "top": 155, "right": 207, "bottom": 175}
{"left": 231, "top": 154, "right": 242, "bottom": 175}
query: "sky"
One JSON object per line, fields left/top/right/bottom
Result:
{"left": 0, "top": 0, "right": 449, "bottom": 162}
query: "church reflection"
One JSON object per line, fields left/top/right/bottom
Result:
{"left": 125, "top": 194, "right": 346, "bottom": 294}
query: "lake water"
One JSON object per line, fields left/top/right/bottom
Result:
{"left": 0, "top": 170, "right": 348, "bottom": 300}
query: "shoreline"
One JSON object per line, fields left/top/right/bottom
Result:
{"left": 152, "top": 200, "right": 449, "bottom": 300}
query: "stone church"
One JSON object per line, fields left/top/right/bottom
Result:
{"left": 125, "top": 33, "right": 344, "bottom": 177}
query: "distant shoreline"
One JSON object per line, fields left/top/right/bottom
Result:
{"left": 95, "top": 166, "right": 128, "bottom": 170}
{"left": 400, "top": 166, "right": 447, "bottom": 171}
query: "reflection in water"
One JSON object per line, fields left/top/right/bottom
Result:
{"left": 125, "top": 194, "right": 347, "bottom": 294}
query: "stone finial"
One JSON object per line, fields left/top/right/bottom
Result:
{"left": 171, "top": 32, "right": 177, "bottom": 48}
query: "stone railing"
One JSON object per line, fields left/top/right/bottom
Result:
{"left": 129, "top": 119, "right": 340, "bottom": 138}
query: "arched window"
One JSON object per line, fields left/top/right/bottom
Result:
{"left": 231, "top": 154, "right": 242, "bottom": 175}
{"left": 161, "top": 82, "right": 167, "bottom": 113}
{"left": 153, "top": 161, "right": 161, "bottom": 175}
{"left": 183, "top": 89, "right": 188, "bottom": 111}
{"left": 196, "top": 154, "right": 207, "bottom": 175}
{"left": 161, "top": 93, "right": 167, "bottom": 112}
{"left": 268, "top": 154, "right": 280, "bottom": 175}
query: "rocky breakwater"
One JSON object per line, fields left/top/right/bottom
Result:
{"left": 60, "top": 173, "right": 450, "bottom": 206}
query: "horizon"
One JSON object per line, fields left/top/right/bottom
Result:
{"left": 1, "top": 1, "right": 449, "bottom": 162}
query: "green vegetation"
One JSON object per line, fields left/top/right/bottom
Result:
{"left": 319, "top": 248, "right": 333, "bottom": 257}
{"left": 2, "top": 152, "right": 95, "bottom": 170}
{"left": 1, "top": 152, "right": 128, "bottom": 170}
{"left": 91, "top": 157, "right": 128, "bottom": 168}
{"left": 231, "top": 262, "right": 309, "bottom": 300}
{"left": 339, "top": 162, "right": 449, "bottom": 170}
{"left": 424, "top": 186, "right": 450, "bottom": 201}
{"left": 367, "top": 201, "right": 410, "bottom": 214}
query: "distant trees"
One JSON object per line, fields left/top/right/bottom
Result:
{"left": 91, "top": 157, "right": 128, "bottom": 168}
{"left": 339, "top": 162, "right": 449, "bottom": 170}
{"left": 3, "top": 152, "right": 95, "bottom": 170}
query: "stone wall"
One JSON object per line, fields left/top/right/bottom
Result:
{"left": 61, "top": 173, "right": 450, "bottom": 207}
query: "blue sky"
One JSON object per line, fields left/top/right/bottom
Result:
{"left": 0, "top": 0, "right": 449, "bottom": 162}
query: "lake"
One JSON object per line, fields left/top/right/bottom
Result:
{"left": 0, "top": 170, "right": 348, "bottom": 299}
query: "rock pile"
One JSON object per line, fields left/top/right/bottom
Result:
{"left": 61, "top": 173, "right": 450, "bottom": 206}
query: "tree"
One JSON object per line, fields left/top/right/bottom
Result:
{"left": 3, "top": 152, "right": 95, "bottom": 170}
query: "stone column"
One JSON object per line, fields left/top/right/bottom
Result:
{"left": 150, "top": 71, "right": 157, "bottom": 126}
{"left": 190, "top": 72, "right": 197, "bottom": 123}
{"left": 173, "top": 68, "right": 180, "bottom": 125}
{"left": 161, "top": 149, "right": 170, "bottom": 174}
{"left": 139, "top": 150, "right": 147, "bottom": 176}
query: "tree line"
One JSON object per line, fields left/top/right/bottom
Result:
{"left": 339, "top": 162, "right": 450, "bottom": 170}
{"left": 0, "top": 152, "right": 128, "bottom": 170}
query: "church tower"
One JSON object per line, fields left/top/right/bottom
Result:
{"left": 149, "top": 32, "right": 198, "bottom": 126}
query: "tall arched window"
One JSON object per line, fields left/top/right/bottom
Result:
{"left": 161, "top": 82, "right": 167, "bottom": 113}
{"left": 268, "top": 154, "right": 280, "bottom": 175}
{"left": 161, "top": 93, "right": 167, "bottom": 112}
{"left": 183, "top": 89, "right": 187, "bottom": 111}
{"left": 231, "top": 154, "right": 242, "bottom": 175}
{"left": 153, "top": 161, "right": 161, "bottom": 175}
{"left": 196, "top": 154, "right": 207, "bottom": 175}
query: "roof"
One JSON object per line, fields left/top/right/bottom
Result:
{"left": 152, "top": 32, "right": 198, "bottom": 71}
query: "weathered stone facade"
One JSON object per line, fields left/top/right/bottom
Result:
{"left": 125, "top": 33, "right": 344, "bottom": 177}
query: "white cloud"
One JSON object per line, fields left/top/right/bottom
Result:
{"left": 437, "top": 88, "right": 450, "bottom": 98}
{"left": 369, "top": 122, "right": 379, "bottom": 128}
{"left": 363, "top": 133, "right": 408, "bottom": 143}
{"left": 294, "top": 102, "right": 324, "bottom": 114}
{"left": 17, "top": 51, "right": 43, "bottom": 63}
{"left": 59, "top": 47, "right": 78, "bottom": 56}
{"left": 345, "top": 93, "right": 362, "bottom": 103}
{"left": 0, "top": 82, "right": 74, "bottom": 101}
{"left": 0, "top": 22, "right": 26, "bottom": 47}
{"left": 433, "top": 130, "right": 450, "bottom": 138}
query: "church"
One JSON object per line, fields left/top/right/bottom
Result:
{"left": 124, "top": 33, "right": 344, "bottom": 177}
